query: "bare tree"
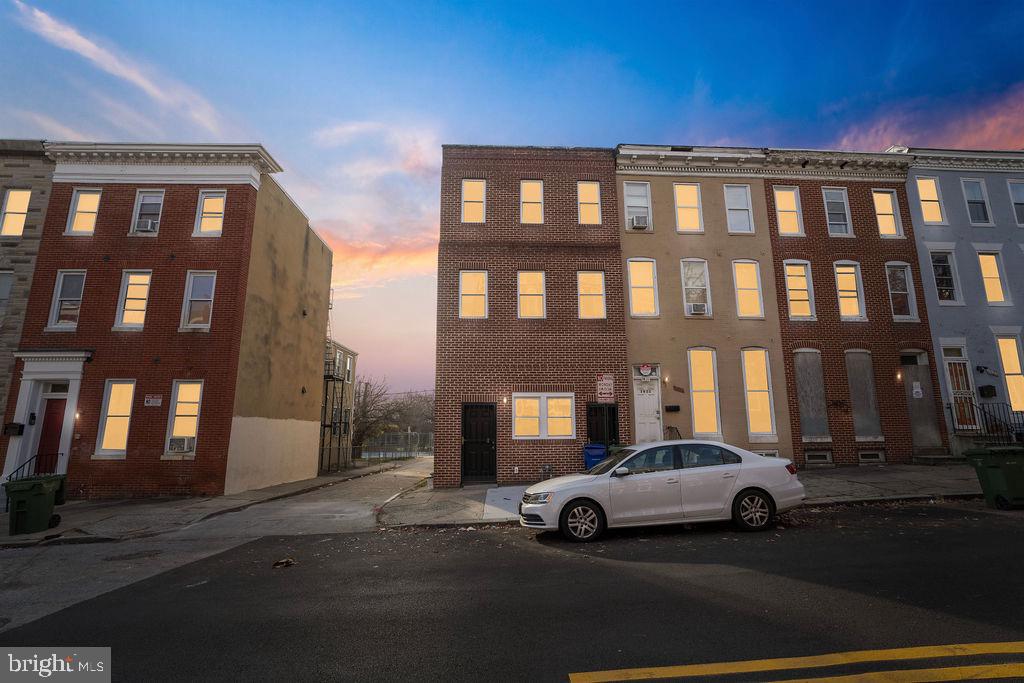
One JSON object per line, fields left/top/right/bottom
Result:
{"left": 352, "top": 376, "right": 400, "bottom": 457}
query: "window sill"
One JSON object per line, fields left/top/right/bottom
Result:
{"left": 840, "top": 317, "right": 869, "bottom": 322}
{"left": 937, "top": 301, "right": 966, "bottom": 306}
{"left": 737, "top": 316, "right": 766, "bottom": 321}
{"left": 879, "top": 235, "right": 906, "bottom": 239}
{"left": 684, "top": 315, "right": 714, "bottom": 320}
{"left": 802, "top": 436, "right": 833, "bottom": 443}
{"left": 511, "top": 436, "right": 577, "bottom": 441}
{"left": 893, "top": 317, "right": 921, "bottom": 323}
{"left": 676, "top": 230, "right": 704, "bottom": 235}
{"left": 924, "top": 221, "right": 949, "bottom": 227}
{"left": 855, "top": 436, "right": 886, "bottom": 443}
{"left": 127, "top": 232, "right": 159, "bottom": 238}
{"left": 748, "top": 434, "right": 779, "bottom": 444}
{"left": 727, "top": 231, "right": 757, "bottom": 236}
{"left": 986, "top": 302, "right": 1015, "bottom": 307}
{"left": 790, "top": 316, "right": 818, "bottom": 322}
{"left": 969, "top": 223, "right": 995, "bottom": 228}
{"left": 111, "top": 325, "right": 144, "bottom": 332}
{"left": 828, "top": 233, "right": 856, "bottom": 238}
{"left": 63, "top": 232, "right": 95, "bottom": 237}
{"left": 161, "top": 452, "right": 196, "bottom": 461}
{"left": 43, "top": 326, "right": 77, "bottom": 333}
{"left": 178, "top": 326, "right": 212, "bottom": 333}
{"left": 0, "top": 235, "right": 24, "bottom": 241}
{"left": 91, "top": 452, "right": 126, "bottom": 461}
{"left": 192, "top": 232, "right": 223, "bottom": 238}
{"left": 778, "top": 233, "right": 805, "bottom": 238}
{"left": 630, "top": 315, "right": 661, "bottom": 319}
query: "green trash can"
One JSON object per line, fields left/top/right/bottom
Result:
{"left": 965, "top": 447, "right": 1024, "bottom": 510}
{"left": 4, "top": 475, "right": 63, "bottom": 536}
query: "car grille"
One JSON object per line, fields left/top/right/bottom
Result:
{"left": 520, "top": 513, "right": 545, "bottom": 525}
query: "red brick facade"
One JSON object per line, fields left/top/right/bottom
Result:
{"left": 434, "top": 146, "right": 630, "bottom": 487}
{"left": 763, "top": 177, "right": 949, "bottom": 466}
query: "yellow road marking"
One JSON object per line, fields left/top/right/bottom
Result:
{"left": 568, "top": 641, "right": 1024, "bottom": 682}
{"left": 779, "top": 662, "right": 1024, "bottom": 682}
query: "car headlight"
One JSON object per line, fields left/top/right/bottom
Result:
{"left": 522, "top": 492, "right": 551, "bottom": 505}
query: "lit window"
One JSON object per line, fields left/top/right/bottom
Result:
{"left": 459, "top": 270, "right": 487, "bottom": 319}
{"left": 624, "top": 182, "right": 651, "bottom": 229}
{"left": 916, "top": 177, "right": 944, "bottom": 223}
{"left": 823, "top": 187, "right": 852, "bottom": 236}
{"left": 885, "top": 263, "right": 917, "bottom": 320}
{"left": 166, "top": 380, "right": 203, "bottom": 454}
{"left": 783, "top": 260, "right": 815, "bottom": 319}
{"left": 930, "top": 252, "right": 961, "bottom": 303}
{"left": 577, "top": 181, "right": 601, "bottom": 225}
{"left": 674, "top": 183, "right": 702, "bottom": 233}
{"left": 834, "top": 262, "right": 865, "bottom": 319}
{"left": 773, "top": 187, "right": 803, "bottom": 235}
{"left": 520, "top": 180, "right": 543, "bottom": 224}
{"left": 872, "top": 190, "right": 902, "bottom": 237}
{"left": 131, "top": 190, "right": 164, "bottom": 233}
{"left": 181, "top": 271, "right": 217, "bottom": 329}
{"left": 688, "top": 348, "right": 720, "bottom": 436}
{"left": 577, "top": 271, "right": 606, "bottom": 319}
{"left": 48, "top": 270, "right": 86, "bottom": 328}
{"left": 1, "top": 189, "right": 31, "bottom": 237}
{"left": 996, "top": 337, "right": 1024, "bottom": 411}
{"left": 67, "top": 189, "right": 101, "bottom": 235}
{"left": 512, "top": 393, "right": 575, "bottom": 439}
{"left": 97, "top": 380, "right": 135, "bottom": 455}
{"left": 517, "top": 271, "right": 545, "bottom": 319}
{"left": 627, "top": 258, "right": 658, "bottom": 317}
{"left": 0, "top": 271, "right": 12, "bottom": 317}
{"left": 732, "top": 260, "right": 763, "bottom": 318}
{"left": 962, "top": 179, "right": 991, "bottom": 224}
{"left": 461, "top": 179, "right": 486, "bottom": 223}
{"left": 725, "top": 184, "right": 754, "bottom": 233}
{"left": 194, "top": 190, "right": 225, "bottom": 235}
{"left": 1009, "top": 181, "right": 1024, "bottom": 226}
{"left": 977, "top": 253, "right": 1007, "bottom": 304}
{"left": 681, "top": 259, "right": 711, "bottom": 316}
{"left": 116, "top": 271, "right": 152, "bottom": 328}
{"left": 742, "top": 348, "right": 775, "bottom": 436}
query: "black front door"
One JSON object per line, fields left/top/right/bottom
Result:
{"left": 462, "top": 403, "right": 496, "bottom": 481}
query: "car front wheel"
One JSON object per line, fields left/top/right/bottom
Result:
{"left": 559, "top": 500, "right": 605, "bottom": 542}
{"left": 732, "top": 490, "right": 774, "bottom": 531}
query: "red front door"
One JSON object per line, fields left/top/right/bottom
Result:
{"left": 36, "top": 399, "right": 66, "bottom": 474}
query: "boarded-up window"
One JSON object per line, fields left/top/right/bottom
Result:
{"left": 846, "top": 351, "right": 882, "bottom": 438}
{"left": 794, "top": 351, "right": 829, "bottom": 439}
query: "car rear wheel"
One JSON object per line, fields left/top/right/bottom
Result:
{"left": 559, "top": 500, "right": 605, "bottom": 542}
{"left": 732, "top": 489, "right": 774, "bottom": 531}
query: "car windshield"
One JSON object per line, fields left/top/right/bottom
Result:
{"left": 587, "top": 449, "right": 635, "bottom": 475}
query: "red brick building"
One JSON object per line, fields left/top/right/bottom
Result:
{"left": 434, "top": 146, "right": 630, "bottom": 487}
{"left": 761, "top": 149, "right": 948, "bottom": 466}
{"left": 0, "top": 143, "right": 332, "bottom": 498}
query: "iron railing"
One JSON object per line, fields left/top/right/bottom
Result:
{"left": 947, "top": 400, "right": 1024, "bottom": 446}
{"left": 6, "top": 452, "right": 61, "bottom": 482}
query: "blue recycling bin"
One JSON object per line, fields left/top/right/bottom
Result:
{"left": 583, "top": 443, "right": 608, "bottom": 470}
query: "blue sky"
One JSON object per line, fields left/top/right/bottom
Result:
{"left": 3, "top": 0, "right": 1023, "bottom": 390}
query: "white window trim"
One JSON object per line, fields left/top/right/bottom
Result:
{"left": 520, "top": 180, "right": 544, "bottom": 225}
{"left": 680, "top": 258, "right": 712, "bottom": 317}
{"left": 180, "top": 270, "right": 217, "bottom": 331}
{"left": 926, "top": 249, "right": 965, "bottom": 306}
{"left": 1007, "top": 179, "right": 1024, "bottom": 228}
{"left": 511, "top": 392, "right": 576, "bottom": 440}
{"left": 975, "top": 249, "right": 1012, "bottom": 307}
{"left": 834, "top": 260, "right": 867, "bottom": 321}
{"left": 961, "top": 177, "right": 994, "bottom": 227}
{"left": 577, "top": 181, "right": 601, "bottom": 225}
{"left": 884, "top": 261, "right": 919, "bottom": 322}
{"left": 674, "top": 182, "right": 704, "bottom": 233}
{"left": 193, "top": 189, "right": 226, "bottom": 237}
{"left": 871, "top": 188, "right": 904, "bottom": 238}
{"left": 725, "top": 184, "right": 755, "bottom": 234}
{"left": 916, "top": 176, "right": 947, "bottom": 225}
{"left": 627, "top": 257, "right": 659, "bottom": 317}
{"left": 461, "top": 179, "right": 486, "bottom": 224}
{"left": 773, "top": 185, "right": 804, "bottom": 237}
{"left": 129, "top": 188, "right": 165, "bottom": 236}
{"left": 0, "top": 188, "right": 30, "bottom": 238}
{"left": 163, "top": 379, "right": 204, "bottom": 459}
{"left": 458, "top": 270, "right": 488, "bottom": 320}
{"left": 994, "top": 333, "right": 1024, "bottom": 412}
{"left": 687, "top": 347, "right": 722, "bottom": 439}
{"left": 46, "top": 269, "right": 86, "bottom": 331}
{"left": 741, "top": 347, "right": 778, "bottom": 441}
{"left": 94, "top": 379, "right": 135, "bottom": 460}
{"left": 783, "top": 259, "right": 816, "bottom": 320}
{"left": 577, "top": 271, "right": 606, "bottom": 319}
{"left": 623, "top": 181, "right": 653, "bottom": 231}
{"left": 517, "top": 271, "right": 546, "bottom": 319}
{"left": 113, "top": 269, "right": 152, "bottom": 331}
{"left": 822, "top": 186, "right": 854, "bottom": 237}
{"left": 65, "top": 188, "right": 102, "bottom": 236}
{"left": 0, "top": 270, "right": 12, "bottom": 317}
{"left": 732, "top": 259, "right": 764, "bottom": 319}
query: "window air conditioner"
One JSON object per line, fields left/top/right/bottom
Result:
{"left": 687, "top": 303, "right": 708, "bottom": 316}
{"left": 168, "top": 436, "right": 196, "bottom": 453}
{"left": 135, "top": 219, "right": 159, "bottom": 233}
{"left": 629, "top": 215, "right": 649, "bottom": 230}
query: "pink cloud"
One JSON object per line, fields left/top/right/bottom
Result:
{"left": 317, "top": 229, "right": 437, "bottom": 292}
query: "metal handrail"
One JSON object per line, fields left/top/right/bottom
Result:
{"left": 6, "top": 452, "right": 62, "bottom": 482}
{"left": 947, "top": 400, "right": 1024, "bottom": 445}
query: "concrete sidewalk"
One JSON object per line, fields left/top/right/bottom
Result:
{"left": 1, "top": 459, "right": 405, "bottom": 548}
{"left": 378, "top": 464, "right": 983, "bottom": 527}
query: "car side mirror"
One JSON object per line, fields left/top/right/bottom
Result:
{"left": 613, "top": 467, "right": 630, "bottom": 477}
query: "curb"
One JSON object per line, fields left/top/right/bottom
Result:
{"left": 374, "top": 475, "right": 433, "bottom": 526}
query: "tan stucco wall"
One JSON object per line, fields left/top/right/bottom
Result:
{"left": 619, "top": 174, "right": 793, "bottom": 456}
{"left": 224, "top": 416, "right": 320, "bottom": 494}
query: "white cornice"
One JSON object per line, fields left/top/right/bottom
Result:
{"left": 52, "top": 163, "right": 265, "bottom": 188}
{"left": 14, "top": 350, "right": 93, "bottom": 363}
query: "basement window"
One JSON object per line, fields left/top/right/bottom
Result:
{"left": 804, "top": 451, "right": 833, "bottom": 466}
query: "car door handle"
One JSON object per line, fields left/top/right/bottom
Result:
{"left": 722, "top": 473, "right": 735, "bottom": 478}
{"left": 666, "top": 479, "right": 678, "bottom": 484}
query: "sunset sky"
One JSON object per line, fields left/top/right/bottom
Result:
{"left": 3, "top": 0, "right": 1023, "bottom": 390}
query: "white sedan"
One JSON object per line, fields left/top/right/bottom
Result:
{"left": 519, "top": 440, "right": 805, "bottom": 541}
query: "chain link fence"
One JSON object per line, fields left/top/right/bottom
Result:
{"left": 357, "top": 431, "right": 434, "bottom": 460}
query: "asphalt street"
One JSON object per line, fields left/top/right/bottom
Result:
{"left": 2, "top": 499, "right": 1022, "bottom": 681}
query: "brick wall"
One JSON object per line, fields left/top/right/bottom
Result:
{"left": 435, "top": 146, "right": 630, "bottom": 486}
{"left": 763, "top": 178, "right": 948, "bottom": 465}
